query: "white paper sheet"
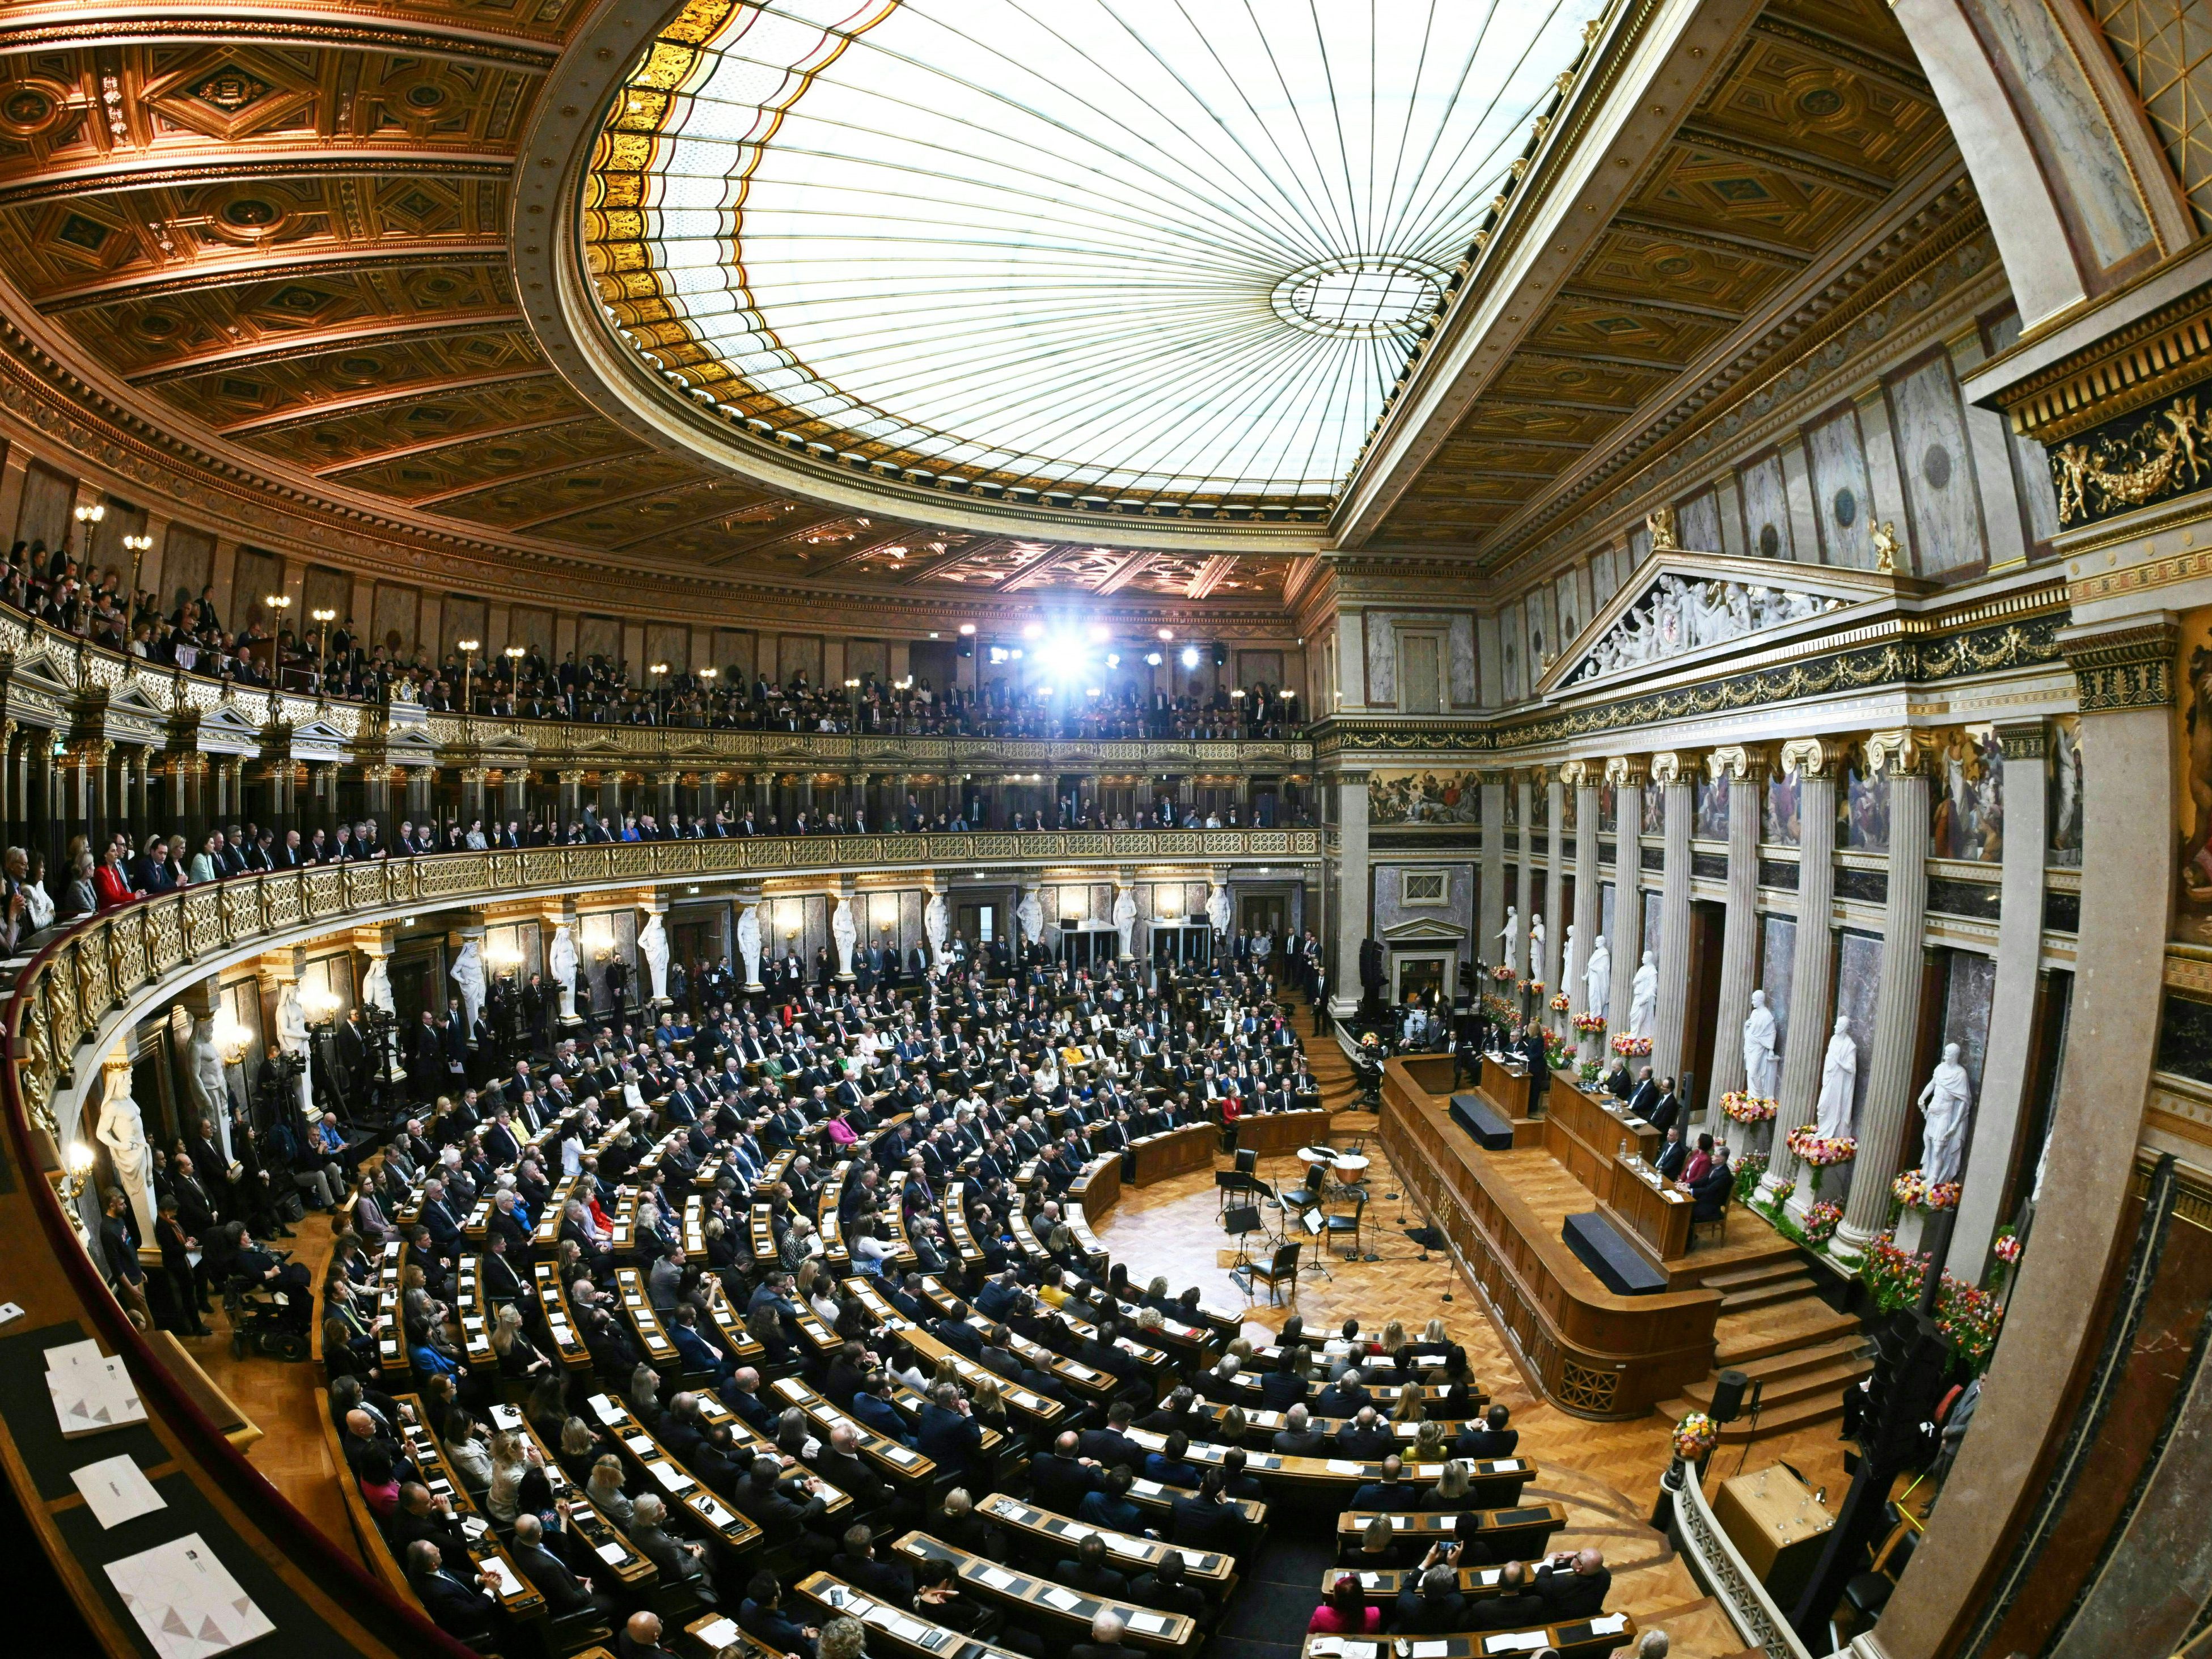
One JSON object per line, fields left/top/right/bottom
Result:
{"left": 1483, "top": 1636, "right": 1546, "bottom": 1654}
{"left": 71, "top": 1454, "right": 166, "bottom": 1529}
{"left": 104, "top": 1534, "right": 274, "bottom": 1659}
{"left": 980, "top": 1567, "right": 1018, "bottom": 1590}
{"left": 1591, "top": 1614, "right": 1629, "bottom": 1635}
{"left": 1041, "top": 1586, "right": 1082, "bottom": 1611}
{"left": 596, "top": 1541, "right": 628, "bottom": 1565}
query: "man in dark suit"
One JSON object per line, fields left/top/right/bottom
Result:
{"left": 407, "top": 1539, "right": 500, "bottom": 1648}
{"left": 1645, "top": 1076, "right": 1682, "bottom": 1137}
{"left": 390, "top": 1482, "right": 472, "bottom": 1573}
{"left": 1030, "top": 1431, "right": 1103, "bottom": 1512}
{"left": 1334, "top": 1406, "right": 1397, "bottom": 1462}
{"left": 833, "top": 1523, "right": 916, "bottom": 1608}
{"left": 1517, "top": 1023, "right": 1550, "bottom": 1116}
{"left": 1168, "top": 1469, "right": 1242, "bottom": 1552}
{"left": 1055, "top": 1534, "right": 1130, "bottom": 1601}
{"left": 1271, "top": 1404, "right": 1328, "bottom": 1457}
{"left": 1350, "top": 1455, "right": 1415, "bottom": 1510}
{"left": 1078, "top": 1402, "right": 1147, "bottom": 1472}
{"left": 1453, "top": 1403, "right": 1519, "bottom": 1461}
{"left": 1069, "top": 1610, "right": 1138, "bottom": 1659}
{"left": 1393, "top": 1564, "right": 1471, "bottom": 1635}
{"left": 1532, "top": 1548, "right": 1612, "bottom": 1619}
{"left": 510, "top": 1509, "right": 616, "bottom": 1620}
{"left": 916, "top": 1383, "right": 983, "bottom": 1479}
{"left": 1625, "top": 1067, "right": 1660, "bottom": 1120}
{"left": 1471, "top": 1559, "right": 1548, "bottom": 1631}
{"left": 1655, "top": 1124, "right": 1687, "bottom": 1182}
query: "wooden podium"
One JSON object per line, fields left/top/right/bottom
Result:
{"left": 1712, "top": 1465, "right": 1836, "bottom": 1611}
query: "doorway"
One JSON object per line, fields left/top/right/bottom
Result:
{"left": 956, "top": 902, "right": 999, "bottom": 945}
{"left": 1684, "top": 900, "right": 1727, "bottom": 1112}
{"left": 1238, "top": 891, "right": 1289, "bottom": 937}
{"left": 1393, "top": 951, "right": 1449, "bottom": 1008}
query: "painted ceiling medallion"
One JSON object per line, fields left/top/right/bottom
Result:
{"left": 587, "top": 0, "right": 1601, "bottom": 514}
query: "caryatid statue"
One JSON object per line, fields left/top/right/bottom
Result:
{"left": 1018, "top": 888, "right": 1045, "bottom": 947}
{"left": 1917, "top": 1042, "right": 1973, "bottom": 1186}
{"left": 450, "top": 935, "right": 487, "bottom": 1038}
{"left": 548, "top": 922, "right": 580, "bottom": 1023}
{"left": 1742, "top": 989, "right": 1780, "bottom": 1099}
{"left": 924, "top": 894, "right": 949, "bottom": 968}
{"left": 1529, "top": 913, "right": 1547, "bottom": 979}
{"left": 95, "top": 1060, "right": 156, "bottom": 1243}
{"left": 638, "top": 912, "right": 672, "bottom": 1003}
{"left": 737, "top": 903, "right": 763, "bottom": 990}
{"left": 1627, "top": 949, "right": 1659, "bottom": 1039}
{"left": 1816, "top": 1015, "right": 1858, "bottom": 1141}
{"left": 1584, "top": 935, "right": 1610, "bottom": 1017}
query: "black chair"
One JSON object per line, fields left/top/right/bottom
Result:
{"left": 1324, "top": 1195, "right": 1368, "bottom": 1262}
{"left": 1233, "top": 1148, "right": 1259, "bottom": 1177}
{"left": 1281, "top": 1161, "right": 1329, "bottom": 1213}
{"left": 1246, "top": 1243, "right": 1301, "bottom": 1307}
{"left": 1842, "top": 1520, "right": 1916, "bottom": 1632}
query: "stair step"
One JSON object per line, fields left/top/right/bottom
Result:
{"left": 1699, "top": 1335, "right": 1870, "bottom": 1385}
{"left": 1685, "top": 1357, "right": 1871, "bottom": 1413}
{"left": 1700, "top": 1259, "right": 1812, "bottom": 1293}
{"left": 1660, "top": 1390, "right": 1851, "bottom": 1444}
{"left": 1715, "top": 1305, "right": 1862, "bottom": 1367}
{"left": 1718, "top": 1275, "right": 1818, "bottom": 1312}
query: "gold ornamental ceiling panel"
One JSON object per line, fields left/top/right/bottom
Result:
{"left": 238, "top": 374, "right": 584, "bottom": 471}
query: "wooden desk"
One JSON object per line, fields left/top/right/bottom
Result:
{"left": 532, "top": 1260, "right": 592, "bottom": 1372}
{"left": 1543, "top": 1081, "right": 1660, "bottom": 1198}
{"left": 1124, "top": 1425, "right": 1533, "bottom": 1506}
{"left": 1300, "top": 1611, "right": 1635, "bottom": 1659}
{"left": 979, "top": 1491, "right": 1238, "bottom": 1592}
{"left": 583, "top": 1391, "right": 763, "bottom": 1554}
{"left": 1333, "top": 1503, "right": 1567, "bottom": 1559}
{"left": 701, "top": 1279, "right": 766, "bottom": 1365}
{"left": 787, "top": 1573, "right": 1029, "bottom": 1659}
{"left": 883, "top": 1319, "right": 1069, "bottom": 1431}
{"left": 1480, "top": 1055, "right": 1530, "bottom": 1120}
{"left": 768, "top": 1376, "right": 937, "bottom": 1489}
{"left": 1604, "top": 1155, "right": 1693, "bottom": 1262}
{"left": 394, "top": 1396, "right": 546, "bottom": 1622}
{"left": 484, "top": 1403, "right": 656, "bottom": 1592}
{"left": 1233, "top": 1108, "right": 1334, "bottom": 1157}
{"left": 893, "top": 1531, "right": 1200, "bottom": 1652}
{"left": 1069, "top": 1153, "right": 1121, "bottom": 1225}
{"left": 454, "top": 1256, "right": 496, "bottom": 1368}
{"left": 614, "top": 1265, "right": 680, "bottom": 1368}
{"left": 1128, "top": 1123, "right": 1216, "bottom": 1186}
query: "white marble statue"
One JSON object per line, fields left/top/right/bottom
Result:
{"left": 830, "top": 899, "right": 856, "bottom": 980}
{"left": 1529, "top": 913, "right": 1547, "bottom": 977}
{"left": 638, "top": 913, "right": 671, "bottom": 1003}
{"left": 924, "top": 894, "right": 949, "bottom": 967}
{"left": 1570, "top": 574, "right": 1846, "bottom": 685}
{"left": 1742, "top": 989, "right": 1781, "bottom": 1099}
{"left": 1499, "top": 906, "right": 1520, "bottom": 974}
{"left": 1628, "top": 950, "right": 1659, "bottom": 1039}
{"left": 1206, "top": 883, "right": 1232, "bottom": 935}
{"left": 548, "top": 922, "right": 580, "bottom": 1023}
{"left": 1918, "top": 1042, "right": 1973, "bottom": 1186}
{"left": 1584, "top": 934, "right": 1611, "bottom": 1015}
{"left": 276, "top": 981, "right": 315, "bottom": 1117}
{"left": 1113, "top": 888, "right": 1139, "bottom": 960}
{"left": 185, "top": 1014, "right": 229, "bottom": 1160}
{"left": 1018, "top": 889, "right": 1045, "bottom": 946}
{"left": 1563, "top": 923, "right": 1580, "bottom": 995}
{"left": 737, "top": 904, "right": 763, "bottom": 989}
{"left": 450, "top": 935, "right": 487, "bottom": 1037}
{"left": 1816, "top": 1015, "right": 1858, "bottom": 1140}
{"left": 96, "top": 1067, "right": 156, "bottom": 1243}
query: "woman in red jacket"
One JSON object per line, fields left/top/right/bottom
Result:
{"left": 92, "top": 840, "right": 138, "bottom": 910}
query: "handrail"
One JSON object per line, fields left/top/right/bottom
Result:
{"left": 0, "top": 828, "right": 1309, "bottom": 1652}
{"left": 1667, "top": 1458, "right": 1814, "bottom": 1659}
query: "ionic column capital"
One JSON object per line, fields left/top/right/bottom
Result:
{"left": 1557, "top": 759, "right": 1595, "bottom": 788}
{"left": 1648, "top": 750, "right": 1689, "bottom": 787}
{"left": 1779, "top": 737, "right": 1840, "bottom": 779}
{"left": 1603, "top": 755, "right": 1647, "bottom": 787}
{"left": 1705, "top": 744, "right": 1770, "bottom": 784}
{"left": 1866, "top": 728, "right": 1930, "bottom": 778}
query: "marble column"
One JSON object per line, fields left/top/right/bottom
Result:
{"left": 1567, "top": 763, "right": 1601, "bottom": 1061}
{"left": 1651, "top": 751, "right": 1694, "bottom": 1087}
{"left": 1880, "top": 616, "right": 2182, "bottom": 1657}
{"left": 1837, "top": 731, "right": 1933, "bottom": 1252}
{"left": 1604, "top": 757, "right": 1646, "bottom": 1037}
{"left": 1478, "top": 769, "right": 1506, "bottom": 967}
{"left": 1766, "top": 740, "right": 1838, "bottom": 1207}
{"left": 459, "top": 767, "right": 488, "bottom": 830}
{"left": 1333, "top": 771, "right": 1369, "bottom": 1016}
{"left": 1952, "top": 719, "right": 2050, "bottom": 1271}
{"left": 1514, "top": 772, "right": 1536, "bottom": 980}
{"left": 1543, "top": 771, "right": 1567, "bottom": 1029}
{"left": 1706, "top": 746, "right": 1770, "bottom": 1107}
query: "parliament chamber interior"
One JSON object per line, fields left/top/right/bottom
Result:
{"left": 0, "top": 0, "right": 2202, "bottom": 1655}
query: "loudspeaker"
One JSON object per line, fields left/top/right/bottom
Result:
{"left": 957, "top": 637, "right": 973, "bottom": 658}
{"left": 1710, "top": 1368, "right": 1752, "bottom": 1424}
{"left": 1224, "top": 1205, "right": 1261, "bottom": 1235}
{"left": 1211, "top": 641, "right": 1228, "bottom": 666}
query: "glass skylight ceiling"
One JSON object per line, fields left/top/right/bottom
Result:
{"left": 600, "top": 0, "right": 1604, "bottom": 510}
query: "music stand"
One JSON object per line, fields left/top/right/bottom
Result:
{"left": 1223, "top": 1204, "right": 1264, "bottom": 1293}
{"left": 1296, "top": 1206, "right": 1334, "bottom": 1282}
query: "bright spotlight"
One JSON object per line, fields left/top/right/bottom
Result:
{"left": 1022, "top": 621, "right": 1043, "bottom": 640}
{"left": 1157, "top": 627, "right": 1175, "bottom": 641}
{"left": 1145, "top": 652, "right": 1162, "bottom": 667}
{"left": 1088, "top": 624, "right": 1110, "bottom": 643}
{"left": 958, "top": 623, "right": 976, "bottom": 636}
{"left": 1180, "top": 646, "right": 1200, "bottom": 669}
{"left": 1105, "top": 653, "right": 1121, "bottom": 668}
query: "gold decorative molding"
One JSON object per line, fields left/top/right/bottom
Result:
{"left": 1648, "top": 750, "right": 1686, "bottom": 787}
{"left": 1705, "top": 744, "right": 1770, "bottom": 783}
{"left": 2060, "top": 616, "right": 2180, "bottom": 712}
{"left": 1864, "top": 728, "right": 1926, "bottom": 776}
{"left": 1603, "top": 755, "right": 1648, "bottom": 787}
{"left": 1557, "top": 759, "right": 1593, "bottom": 788}
{"left": 1998, "top": 283, "right": 2212, "bottom": 447}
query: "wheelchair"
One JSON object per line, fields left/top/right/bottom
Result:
{"left": 222, "top": 1258, "right": 314, "bottom": 1362}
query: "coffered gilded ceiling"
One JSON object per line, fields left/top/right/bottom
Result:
{"left": 0, "top": 6, "right": 1290, "bottom": 611}
{"left": 1359, "top": 0, "right": 1965, "bottom": 558}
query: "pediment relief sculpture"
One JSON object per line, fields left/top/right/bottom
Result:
{"left": 1564, "top": 570, "right": 1846, "bottom": 687}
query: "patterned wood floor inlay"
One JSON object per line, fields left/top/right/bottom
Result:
{"left": 1094, "top": 1135, "right": 1857, "bottom": 1659}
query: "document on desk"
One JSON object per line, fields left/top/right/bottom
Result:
{"left": 1483, "top": 1636, "right": 1547, "bottom": 1654}
{"left": 106, "top": 1534, "right": 274, "bottom": 1658}
{"left": 72, "top": 1453, "right": 166, "bottom": 1529}
{"left": 1041, "top": 1586, "right": 1083, "bottom": 1611}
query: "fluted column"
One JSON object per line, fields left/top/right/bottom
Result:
{"left": 1651, "top": 751, "right": 1694, "bottom": 1086}
{"left": 1767, "top": 741, "right": 1838, "bottom": 1205}
{"left": 1604, "top": 756, "right": 1646, "bottom": 1036}
{"left": 1952, "top": 720, "right": 2049, "bottom": 1270}
{"left": 459, "top": 766, "right": 488, "bottom": 830}
{"left": 1705, "top": 746, "right": 1770, "bottom": 1110}
{"left": 1566, "top": 763, "right": 1601, "bottom": 1060}
{"left": 1513, "top": 772, "right": 1536, "bottom": 979}
{"left": 1837, "top": 730, "right": 1932, "bottom": 1252}
{"left": 1542, "top": 772, "right": 1566, "bottom": 1019}
{"left": 1334, "top": 771, "right": 1369, "bottom": 1016}
{"left": 1478, "top": 769, "right": 1505, "bottom": 967}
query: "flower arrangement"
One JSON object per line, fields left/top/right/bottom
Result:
{"left": 1519, "top": 979, "right": 1545, "bottom": 999}
{"left": 1802, "top": 1199, "right": 1844, "bottom": 1245}
{"left": 1892, "top": 1168, "right": 1961, "bottom": 1211}
{"left": 1719, "top": 1091, "right": 1778, "bottom": 1125}
{"left": 1611, "top": 1033, "right": 1653, "bottom": 1057}
{"left": 1578, "top": 1060, "right": 1602, "bottom": 1084}
{"left": 1859, "top": 1233, "right": 1926, "bottom": 1314}
{"left": 1672, "top": 1412, "right": 1719, "bottom": 1462}
{"left": 1491, "top": 963, "right": 1516, "bottom": 982}
{"left": 1784, "top": 1126, "right": 1856, "bottom": 1167}
{"left": 1483, "top": 993, "right": 1518, "bottom": 1027}
{"left": 1543, "top": 1036, "right": 1571, "bottom": 1072}
{"left": 1732, "top": 1153, "right": 1769, "bottom": 1206}
{"left": 1549, "top": 992, "right": 1571, "bottom": 1013}
{"left": 1573, "top": 1012, "right": 1608, "bottom": 1035}
{"left": 1854, "top": 1234, "right": 2006, "bottom": 1367}
{"left": 1992, "top": 1230, "right": 2022, "bottom": 1266}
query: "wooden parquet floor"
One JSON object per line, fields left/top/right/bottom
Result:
{"left": 1094, "top": 1139, "right": 1856, "bottom": 1659}
{"left": 176, "top": 1211, "right": 362, "bottom": 1568}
